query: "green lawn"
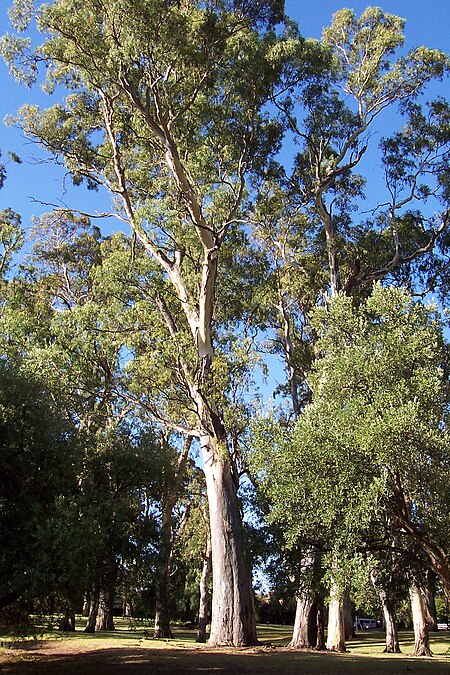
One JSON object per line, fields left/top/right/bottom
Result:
{"left": 0, "top": 620, "right": 449, "bottom": 673}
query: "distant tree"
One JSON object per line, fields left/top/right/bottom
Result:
{"left": 0, "top": 360, "right": 81, "bottom": 612}
{"left": 0, "top": 211, "right": 165, "bottom": 629}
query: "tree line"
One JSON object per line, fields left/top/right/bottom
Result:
{"left": 0, "top": 0, "right": 449, "bottom": 657}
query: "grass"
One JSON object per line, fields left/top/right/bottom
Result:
{"left": 0, "top": 619, "right": 449, "bottom": 673}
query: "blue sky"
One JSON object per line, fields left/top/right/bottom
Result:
{"left": 0, "top": 1, "right": 448, "bottom": 240}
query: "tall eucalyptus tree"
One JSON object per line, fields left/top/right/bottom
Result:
{"left": 0, "top": 0, "right": 305, "bottom": 645}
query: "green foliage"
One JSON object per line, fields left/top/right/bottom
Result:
{"left": 251, "top": 285, "right": 450, "bottom": 584}
{"left": 0, "top": 151, "right": 24, "bottom": 284}
{"left": 323, "top": 7, "right": 448, "bottom": 114}
{"left": 0, "top": 359, "right": 81, "bottom": 606}
{"left": 0, "top": 211, "right": 169, "bottom": 618}
{"left": 262, "top": 6, "right": 450, "bottom": 313}
{"left": 0, "top": 209, "right": 23, "bottom": 280}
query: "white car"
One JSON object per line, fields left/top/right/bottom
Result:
{"left": 355, "top": 618, "right": 377, "bottom": 630}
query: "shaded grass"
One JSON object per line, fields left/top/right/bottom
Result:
{"left": 0, "top": 621, "right": 449, "bottom": 674}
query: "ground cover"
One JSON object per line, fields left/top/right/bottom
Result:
{"left": 0, "top": 621, "right": 449, "bottom": 673}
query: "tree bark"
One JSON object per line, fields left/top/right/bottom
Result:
{"left": 196, "top": 534, "right": 212, "bottom": 643}
{"left": 84, "top": 586, "right": 100, "bottom": 633}
{"left": 201, "top": 434, "right": 257, "bottom": 646}
{"left": 383, "top": 602, "right": 400, "bottom": 654}
{"left": 96, "top": 589, "right": 115, "bottom": 631}
{"left": 82, "top": 593, "right": 90, "bottom": 617}
{"left": 290, "top": 592, "right": 317, "bottom": 648}
{"left": 110, "top": 101, "right": 257, "bottom": 644}
{"left": 122, "top": 598, "right": 133, "bottom": 618}
{"left": 316, "top": 599, "right": 326, "bottom": 650}
{"left": 393, "top": 475, "right": 450, "bottom": 602}
{"left": 155, "top": 293, "right": 257, "bottom": 646}
{"left": 343, "top": 589, "right": 354, "bottom": 640}
{"left": 370, "top": 570, "right": 400, "bottom": 653}
{"left": 409, "top": 580, "right": 433, "bottom": 657}
{"left": 423, "top": 570, "right": 438, "bottom": 631}
{"left": 326, "top": 582, "right": 346, "bottom": 652}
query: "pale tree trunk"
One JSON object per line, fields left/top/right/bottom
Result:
{"left": 290, "top": 592, "right": 317, "bottom": 648}
{"left": 84, "top": 586, "right": 100, "bottom": 633}
{"left": 109, "top": 113, "right": 256, "bottom": 646}
{"left": 154, "top": 292, "right": 257, "bottom": 646}
{"left": 423, "top": 570, "right": 438, "bottom": 631}
{"left": 96, "top": 589, "right": 115, "bottom": 631}
{"left": 315, "top": 196, "right": 341, "bottom": 296}
{"left": 82, "top": 593, "right": 90, "bottom": 617}
{"left": 380, "top": 594, "right": 400, "bottom": 653}
{"left": 276, "top": 281, "right": 301, "bottom": 418}
{"left": 201, "top": 434, "right": 257, "bottom": 646}
{"left": 383, "top": 602, "right": 400, "bottom": 654}
{"left": 102, "top": 40, "right": 265, "bottom": 645}
{"left": 196, "top": 533, "right": 212, "bottom": 643}
{"left": 326, "top": 582, "right": 346, "bottom": 652}
{"left": 290, "top": 550, "right": 319, "bottom": 649}
{"left": 370, "top": 570, "right": 400, "bottom": 653}
{"left": 409, "top": 580, "right": 433, "bottom": 657}
{"left": 393, "top": 476, "right": 450, "bottom": 603}
{"left": 343, "top": 589, "right": 354, "bottom": 640}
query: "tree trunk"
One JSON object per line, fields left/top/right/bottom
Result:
{"left": 343, "top": 589, "right": 354, "bottom": 640}
{"left": 201, "top": 434, "right": 257, "bottom": 646}
{"left": 155, "top": 263, "right": 256, "bottom": 646}
{"left": 196, "top": 535, "right": 212, "bottom": 643}
{"left": 122, "top": 598, "right": 133, "bottom": 618}
{"left": 82, "top": 593, "right": 90, "bottom": 618}
{"left": 290, "top": 592, "right": 317, "bottom": 648}
{"left": 59, "top": 606, "right": 76, "bottom": 632}
{"left": 326, "top": 582, "right": 346, "bottom": 652}
{"left": 84, "top": 586, "right": 100, "bottom": 633}
{"left": 96, "top": 589, "right": 115, "bottom": 631}
{"left": 409, "top": 580, "right": 433, "bottom": 657}
{"left": 154, "top": 497, "right": 174, "bottom": 639}
{"left": 154, "top": 589, "right": 173, "bottom": 638}
{"left": 316, "top": 599, "right": 326, "bottom": 650}
{"left": 423, "top": 570, "right": 438, "bottom": 631}
{"left": 383, "top": 601, "right": 400, "bottom": 654}
{"left": 370, "top": 569, "right": 401, "bottom": 653}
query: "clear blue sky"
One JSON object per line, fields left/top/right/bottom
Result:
{"left": 0, "top": 1, "right": 448, "bottom": 240}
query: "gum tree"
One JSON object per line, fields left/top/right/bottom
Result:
{"left": 252, "top": 285, "right": 450, "bottom": 655}
{"left": 0, "top": 0, "right": 301, "bottom": 645}
{"left": 283, "top": 7, "right": 450, "bottom": 298}
{"left": 250, "top": 7, "right": 450, "bottom": 649}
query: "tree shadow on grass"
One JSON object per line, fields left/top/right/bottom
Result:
{"left": 1, "top": 644, "right": 450, "bottom": 674}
